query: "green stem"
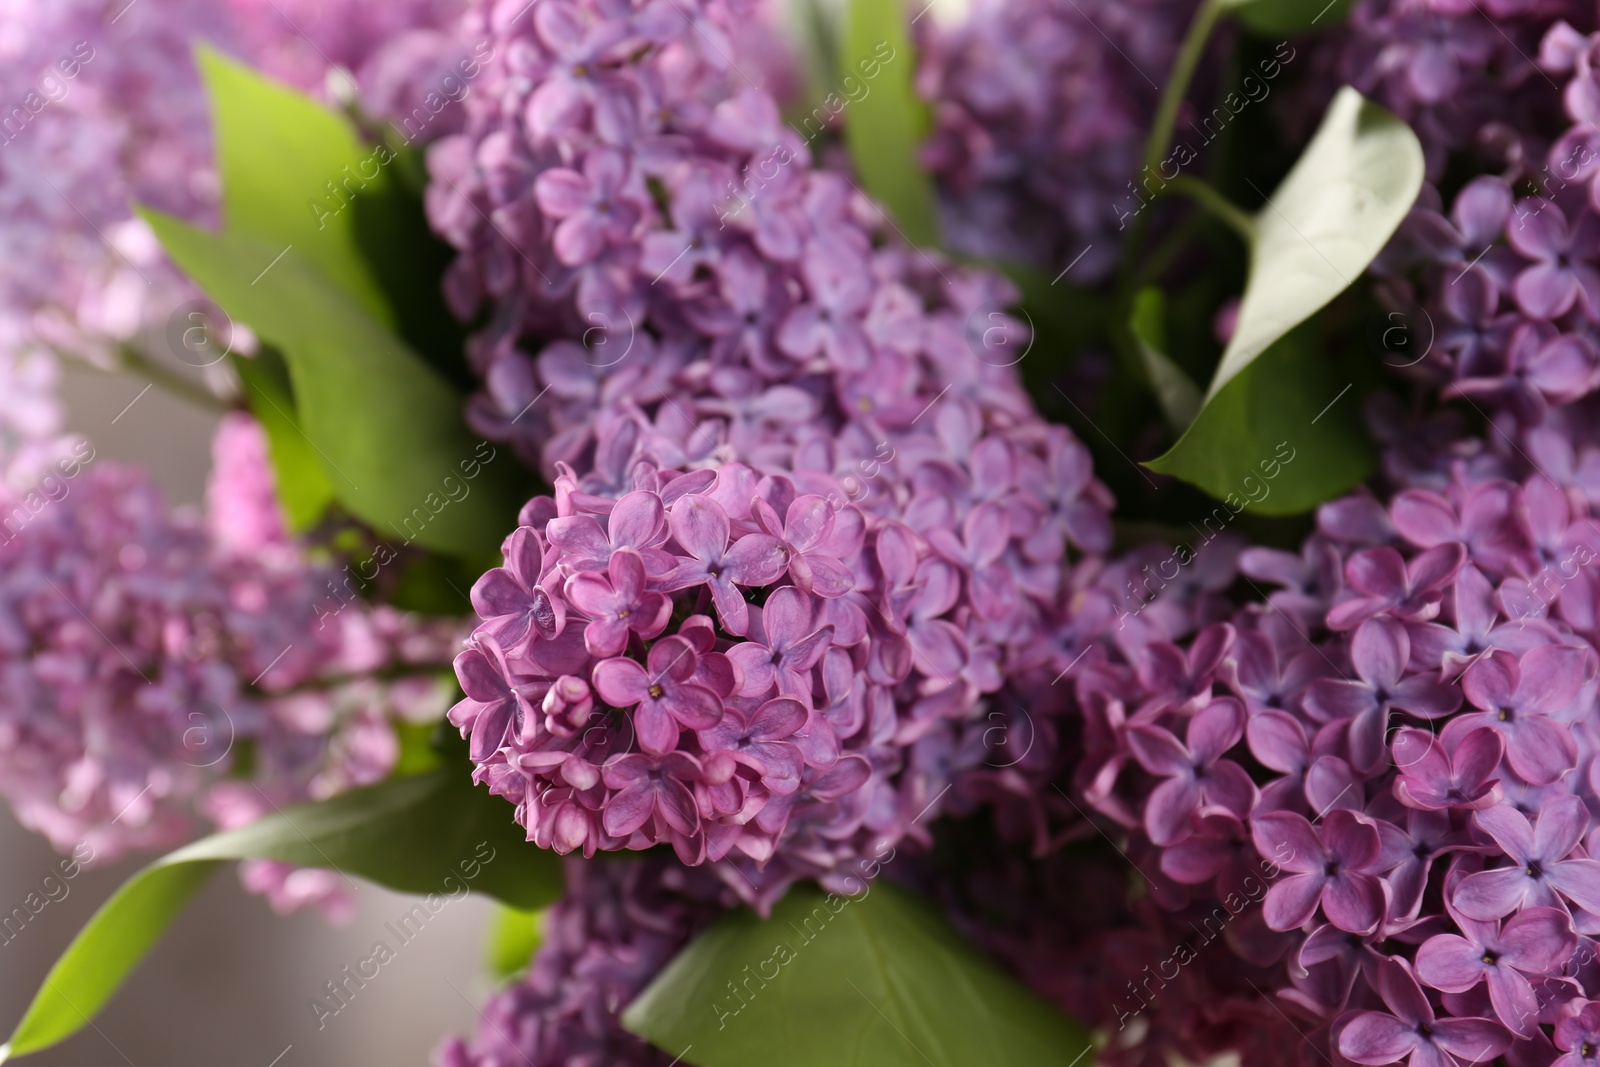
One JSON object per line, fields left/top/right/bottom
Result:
{"left": 1141, "top": 0, "right": 1224, "bottom": 181}
{"left": 1115, "top": 0, "right": 1224, "bottom": 296}
{"left": 1165, "top": 176, "right": 1255, "bottom": 244}
{"left": 113, "top": 344, "right": 232, "bottom": 413}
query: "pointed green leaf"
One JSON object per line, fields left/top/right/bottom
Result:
{"left": 1, "top": 768, "right": 560, "bottom": 1062}
{"left": 197, "top": 46, "right": 393, "bottom": 327}
{"left": 140, "top": 210, "right": 523, "bottom": 555}
{"left": 231, "top": 350, "right": 337, "bottom": 532}
{"left": 1145, "top": 87, "right": 1419, "bottom": 513}
{"left": 840, "top": 0, "right": 940, "bottom": 247}
{"left": 1145, "top": 325, "right": 1371, "bottom": 515}
{"left": 1129, "top": 288, "right": 1203, "bottom": 431}
{"left": 622, "top": 882, "right": 1090, "bottom": 1067}
{"left": 1206, "top": 87, "right": 1422, "bottom": 401}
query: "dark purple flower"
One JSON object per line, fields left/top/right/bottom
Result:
{"left": 696, "top": 696, "right": 807, "bottom": 796}
{"left": 600, "top": 751, "right": 702, "bottom": 838}
{"left": 546, "top": 489, "right": 673, "bottom": 576}
{"left": 725, "top": 587, "right": 834, "bottom": 701}
{"left": 1454, "top": 796, "right": 1600, "bottom": 921}
{"left": 1126, "top": 697, "right": 1255, "bottom": 845}
{"left": 1416, "top": 906, "right": 1576, "bottom": 1037}
{"left": 1253, "top": 808, "right": 1387, "bottom": 934}
{"left": 1339, "top": 956, "right": 1511, "bottom": 1066}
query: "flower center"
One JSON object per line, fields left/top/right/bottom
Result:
{"left": 648, "top": 684, "right": 664, "bottom": 699}
{"left": 1499, "top": 706, "right": 1515, "bottom": 722}
{"left": 1480, "top": 951, "right": 1498, "bottom": 966}
{"left": 1323, "top": 861, "right": 1339, "bottom": 877}
{"left": 1526, "top": 861, "right": 1543, "bottom": 879}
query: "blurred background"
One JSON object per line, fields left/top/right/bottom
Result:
{"left": 0, "top": 359, "right": 495, "bottom": 1067}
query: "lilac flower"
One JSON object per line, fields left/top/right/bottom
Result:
{"left": 601, "top": 751, "right": 703, "bottom": 840}
{"left": 662, "top": 495, "right": 786, "bottom": 636}
{"left": 1454, "top": 796, "right": 1600, "bottom": 921}
{"left": 471, "top": 527, "right": 563, "bottom": 646}
{"left": 1303, "top": 619, "right": 1460, "bottom": 772}
{"left": 725, "top": 588, "right": 834, "bottom": 701}
{"left": 592, "top": 636, "right": 725, "bottom": 755}
{"left": 563, "top": 547, "right": 672, "bottom": 657}
{"left": 696, "top": 696, "right": 807, "bottom": 796}
{"left": 1126, "top": 697, "right": 1254, "bottom": 845}
{"left": 534, "top": 149, "right": 646, "bottom": 267}
{"left": 1253, "top": 809, "right": 1388, "bottom": 934}
{"left": 1390, "top": 727, "right": 1503, "bottom": 811}
{"left": 1444, "top": 645, "right": 1587, "bottom": 784}
{"left": 1415, "top": 906, "right": 1576, "bottom": 1037}
{"left": 1339, "top": 957, "right": 1511, "bottom": 1066}
{"left": 1508, "top": 203, "right": 1600, "bottom": 321}
{"left": 1327, "top": 544, "right": 1466, "bottom": 631}
{"left": 1554, "top": 1000, "right": 1600, "bottom": 1067}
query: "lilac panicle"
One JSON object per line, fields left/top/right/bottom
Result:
{"left": 433, "top": 0, "right": 1114, "bottom": 910}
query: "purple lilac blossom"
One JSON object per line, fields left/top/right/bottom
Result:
{"left": 0, "top": 423, "right": 458, "bottom": 924}
{"left": 432, "top": 0, "right": 1114, "bottom": 909}
{"left": 435, "top": 854, "right": 732, "bottom": 1067}
{"left": 915, "top": 0, "right": 1196, "bottom": 278}
{"left": 0, "top": 0, "right": 469, "bottom": 435}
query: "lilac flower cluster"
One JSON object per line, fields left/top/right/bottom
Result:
{"left": 431, "top": 0, "right": 1114, "bottom": 905}
{"left": 0, "top": 417, "right": 456, "bottom": 905}
{"left": 436, "top": 854, "right": 732, "bottom": 1067}
{"left": 452, "top": 422, "right": 1107, "bottom": 907}
{"left": 914, "top": 0, "right": 1195, "bottom": 278}
{"left": 0, "top": 0, "right": 468, "bottom": 434}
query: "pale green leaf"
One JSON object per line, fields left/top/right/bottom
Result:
{"left": 622, "top": 882, "right": 1090, "bottom": 1067}
{"left": 486, "top": 904, "right": 545, "bottom": 983}
{"left": 1207, "top": 87, "right": 1422, "bottom": 401}
{"left": 1, "top": 768, "right": 561, "bottom": 1061}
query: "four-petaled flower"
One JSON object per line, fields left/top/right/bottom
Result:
{"left": 1253, "top": 808, "right": 1388, "bottom": 934}
{"left": 1339, "top": 956, "right": 1511, "bottom": 1066}
{"left": 1454, "top": 795, "right": 1600, "bottom": 921}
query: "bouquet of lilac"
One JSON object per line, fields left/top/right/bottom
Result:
{"left": 5, "top": 0, "right": 1600, "bottom": 1064}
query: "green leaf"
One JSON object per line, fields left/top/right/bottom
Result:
{"left": 622, "top": 882, "right": 1090, "bottom": 1067}
{"left": 1224, "top": 0, "right": 1357, "bottom": 35}
{"left": 1145, "top": 87, "right": 1420, "bottom": 513}
{"left": 840, "top": 0, "right": 940, "bottom": 247}
{"left": 1, "top": 767, "right": 560, "bottom": 1062}
{"left": 140, "top": 210, "right": 523, "bottom": 556}
{"left": 1129, "top": 288, "right": 1203, "bottom": 431}
{"left": 1145, "top": 324, "right": 1371, "bottom": 515}
{"left": 1206, "top": 87, "right": 1422, "bottom": 402}
{"left": 486, "top": 904, "right": 545, "bottom": 983}
{"left": 197, "top": 46, "right": 393, "bottom": 328}
{"left": 231, "top": 350, "right": 337, "bottom": 532}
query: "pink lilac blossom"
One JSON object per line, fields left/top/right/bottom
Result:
{"left": 0, "top": 438, "right": 457, "bottom": 902}
{"left": 0, "top": 0, "right": 469, "bottom": 439}
{"left": 434, "top": 854, "right": 732, "bottom": 1067}
{"left": 431, "top": 0, "right": 1114, "bottom": 907}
